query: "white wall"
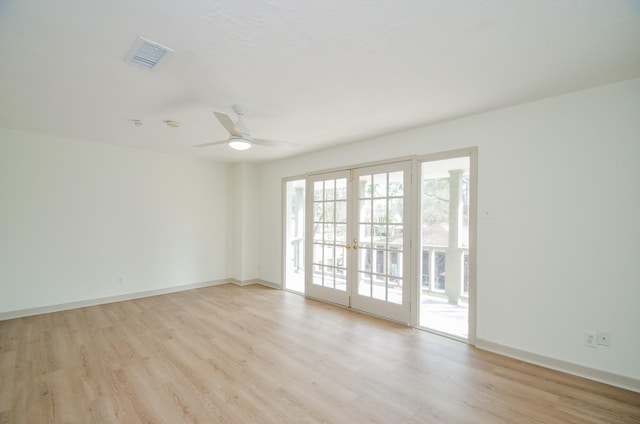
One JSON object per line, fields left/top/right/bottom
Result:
{"left": 256, "top": 78, "right": 640, "bottom": 383}
{"left": 230, "top": 162, "right": 261, "bottom": 282}
{"left": 0, "top": 128, "right": 232, "bottom": 314}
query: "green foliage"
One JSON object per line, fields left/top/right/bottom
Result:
{"left": 422, "top": 178, "right": 450, "bottom": 225}
{"left": 422, "top": 176, "right": 469, "bottom": 226}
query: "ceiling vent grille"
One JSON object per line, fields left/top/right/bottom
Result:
{"left": 126, "top": 36, "right": 174, "bottom": 70}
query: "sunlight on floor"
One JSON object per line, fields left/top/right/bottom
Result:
{"left": 420, "top": 293, "right": 468, "bottom": 339}
{"left": 285, "top": 270, "right": 305, "bottom": 293}
{"left": 286, "top": 272, "right": 468, "bottom": 340}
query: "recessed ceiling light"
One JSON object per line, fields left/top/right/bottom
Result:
{"left": 164, "top": 120, "right": 180, "bottom": 128}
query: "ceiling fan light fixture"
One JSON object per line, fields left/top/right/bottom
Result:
{"left": 228, "top": 139, "right": 252, "bottom": 150}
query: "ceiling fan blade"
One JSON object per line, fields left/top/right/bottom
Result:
{"left": 192, "top": 140, "right": 227, "bottom": 148}
{"left": 252, "top": 138, "right": 298, "bottom": 148}
{"left": 213, "top": 111, "right": 242, "bottom": 137}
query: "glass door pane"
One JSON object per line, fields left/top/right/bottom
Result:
{"left": 420, "top": 157, "right": 470, "bottom": 339}
{"left": 305, "top": 162, "right": 411, "bottom": 323}
{"left": 305, "top": 171, "right": 350, "bottom": 306}
{"left": 284, "top": 179, "right": 305, "bottom": 293}
{"left": 352, "top": 162, "right": 411, "bottom": 323}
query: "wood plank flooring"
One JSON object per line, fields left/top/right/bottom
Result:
{"left": 1, "top": 284, "right": 638, "bottom": 423}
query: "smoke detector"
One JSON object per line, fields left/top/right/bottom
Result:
{"left": 126, "top": 36, "right": 174, "bottom": 70}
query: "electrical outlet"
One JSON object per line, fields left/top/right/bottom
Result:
{"left": 584, "top": 330, "right": 597, "bottom": 348}
{"left": 116, "top": 276, "right": 125, "bottom": 284}
{"left": 597, "top": 332, "right": 611, "bottom": 347}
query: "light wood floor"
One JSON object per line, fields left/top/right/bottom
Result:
{"left": 1, "top": 284, "right": 638, "bottom": 423}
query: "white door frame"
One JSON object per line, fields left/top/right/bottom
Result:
{"left": 349, "top": 161, "right": 412, "bottom": 324}
{"left": 412, "top": 147, "right": 477, "bottom": 344}
{"left": 295, "top": 148, "right": 476, "bottom": 343}
{"left": 304, "top": 169, "right": 351, "bottom": 306}
{"left": 304, "top": 159, "right": 413, "bottom": 324}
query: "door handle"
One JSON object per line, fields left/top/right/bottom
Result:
{"left": 345, "top": 244, "right": 351, "bottom": 250}
{"left": 353, "top": 239, "right": 358, "bottom": 249}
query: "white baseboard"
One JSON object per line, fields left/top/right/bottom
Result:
{"left": 230, "top": 278, "right": 281, "bottom": 289}
{"left": 230, "top": 278, "right": 257, "bottom": 286}
{"left": 0, "top": 279, "right": 231, "bottom": 321}
{"left": 475, "top": 338, "right": 640, "bottom": 393}
{"left": 255, "top": 279, "right": 281, "bottom": 289}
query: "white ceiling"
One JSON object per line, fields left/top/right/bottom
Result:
{"left": 1, "top": 1, "right": 639, "bottom": 163}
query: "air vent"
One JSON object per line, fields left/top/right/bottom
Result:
{"left": 126, "top": 36, "right": 174, "bottom": 70}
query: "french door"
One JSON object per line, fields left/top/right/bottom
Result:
{"left": 305, "top": 161, "right": 411, "bottom": 323}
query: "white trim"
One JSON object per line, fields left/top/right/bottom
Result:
{"left": 468, "top": 148, "right": 478, "bottom": 345}
{"left": 231, "top": 278, "right": 281, "bottom": 289}
{"left": 255, "top": 279, "right": 281, "bottom": 289}
{"left": 306, "top": 155, "right": 417, "bottom": 177}
{"left": 229, "top": 278, "right": 255, "bottom": 286}
{"left": 476, "top": 338, "right": 640, "bottom": 393}
{"left": 282, "top": 175, "right": 306, "bottom": 294}
{"left": 409, "top": 158, "right": 421, "bottom": 327}
{"left": 0, "top": 279, "right": 230, "bottom": 321}
{"left": 281, "top": 178, "right": 289, "bottom": 292}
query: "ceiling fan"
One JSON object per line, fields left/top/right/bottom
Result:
{"left": 193, "top": 104, "right": 294, "bottom": 151}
